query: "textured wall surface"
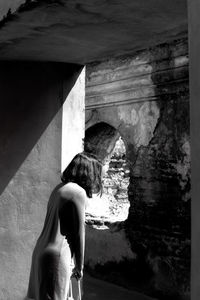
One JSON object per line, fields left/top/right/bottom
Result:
{"left": 0, "top": 0, "right": 187, "bottom": 63}
{"left": 85, "top": 38, "right": 190, "bottom": 299}
{"left": 188, "top": 1, "right": 200, "bottom": 299}
{"left": 0, "top": 62, "right": 83, "bottom": 300}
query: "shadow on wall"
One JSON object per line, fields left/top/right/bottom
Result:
{"left": 84, "top": 220, "right": 153, "bottom": 296}
{"left": 0, "top": 61, "right": 83, "bottom": 195}
{"left": 84, "top": 122, "right": 120, "bottom": 161}
{"left": 126, "top": 40, "right": 190, "bottom": 300}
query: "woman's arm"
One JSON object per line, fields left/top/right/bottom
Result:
{"left": 71, "top": 187, "right": 86, "bottom": 277}
{"left": 59, "top": 183, "right": 86, "bottom": 278}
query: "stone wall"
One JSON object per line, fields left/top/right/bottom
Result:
{"left": 0, "top": 62, "right": 83, "bottom": 300}
{"left": 85, "top": 38, "right": 190, "bottom": 299}
{"left": 188, "top": 2, "right": 200, "bottom": 299}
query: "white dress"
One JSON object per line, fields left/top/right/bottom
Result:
{"left": 26, "top": 188, "right": 74, "bottom": 300}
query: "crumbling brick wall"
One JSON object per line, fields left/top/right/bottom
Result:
{"left": 85, "top": 38, "right": 190, "bottom": 299}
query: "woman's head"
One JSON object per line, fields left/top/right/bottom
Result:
{"left": 61, "top": 152, "right": 103, "bottom": 198}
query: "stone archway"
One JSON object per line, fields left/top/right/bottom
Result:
{"left": 83, "top": 122, "right": 135, "bottom": 285}
{"left": 84, "top": 121, "right": 120, "bottom": 161}
{"left": 84, "top": 122, "right": 130, "bottom": 222}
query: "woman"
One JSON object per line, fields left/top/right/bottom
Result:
{"left": 26, "top": 152, "right": 103, "bottom": 300}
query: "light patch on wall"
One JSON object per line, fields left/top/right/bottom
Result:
{"left": 61, "top": 67, "right": 85, "bottom": 171}
{"left": 118, "top": 106, "right": 139, "bottom": 126}
{"left": 172, "top": 137, "right": 191, "bottom": 197}
{"left": 174, "top": 55, "right": 189, "bottom": 68}
{"left": 135, "top": 101, "right": 160, "bottom": 147}
{"left": 0, "top": 0, "right": 25, "bottom": 20}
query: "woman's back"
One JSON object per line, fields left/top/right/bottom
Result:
{"left": 27, "top": 183, "right": 86, "bottom": 300}
{"left": 26, "top": 152, "right": 102, "bottom": 300}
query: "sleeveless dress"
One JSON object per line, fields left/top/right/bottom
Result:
{"left": 26, "top": 188, "right": 75, "bottom": 300}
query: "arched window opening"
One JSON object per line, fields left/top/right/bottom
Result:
{"left": 84, "top": 122, "right": 130, "bottom": 222}
{"left": 103, "top": 136, "right": 130, "bottom": 221}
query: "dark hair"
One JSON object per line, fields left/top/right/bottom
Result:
{"left": 61, "top": 152, "right": 103, "bottom": 198}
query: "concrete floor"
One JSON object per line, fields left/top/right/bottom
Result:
{"left": 82, "top": 273, "right": 157, "bottom": 300}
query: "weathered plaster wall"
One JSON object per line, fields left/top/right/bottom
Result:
{"left": 188, "top": 1, "right": 200, "bottom": 300}
{"left": 85, "top": 38, "right": 190, "bottom": 299}
{"left": 0, "top": 62, "right": 83, "bottom": 300}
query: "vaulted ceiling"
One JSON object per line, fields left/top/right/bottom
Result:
{"left": 0, "top": 0, "right": 188, "bottom": 64}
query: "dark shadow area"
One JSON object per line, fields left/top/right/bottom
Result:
{"left": 125, "top": 39, "right": 190, "bottom": 300}
{"left": 82, "top": 272, "right": 154, "bottom": 300}
{"left": 84, "top": 122, "right": 120, "bottom": 161}
{"left": 0, "top": 61, "right": 83, "bottom": 195}
{"left": 84, "top": 223, "right": 154, "bottom": 298}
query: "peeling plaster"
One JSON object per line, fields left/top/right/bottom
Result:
{"left": 172, "top": 137, "right": 191, "bottom": 197}
{"left": 118, "top": 107, "right": 139, "bottom": 126}
{"left": 135, "top": 102, "right": 160, "bottom": 147}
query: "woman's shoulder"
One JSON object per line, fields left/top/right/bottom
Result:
{"left": 59, "top": 182, "right": 86, "bottom": 201}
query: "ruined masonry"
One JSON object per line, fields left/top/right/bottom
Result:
{"left": 84, "top": 38, "right": 190, "bottom": 300}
